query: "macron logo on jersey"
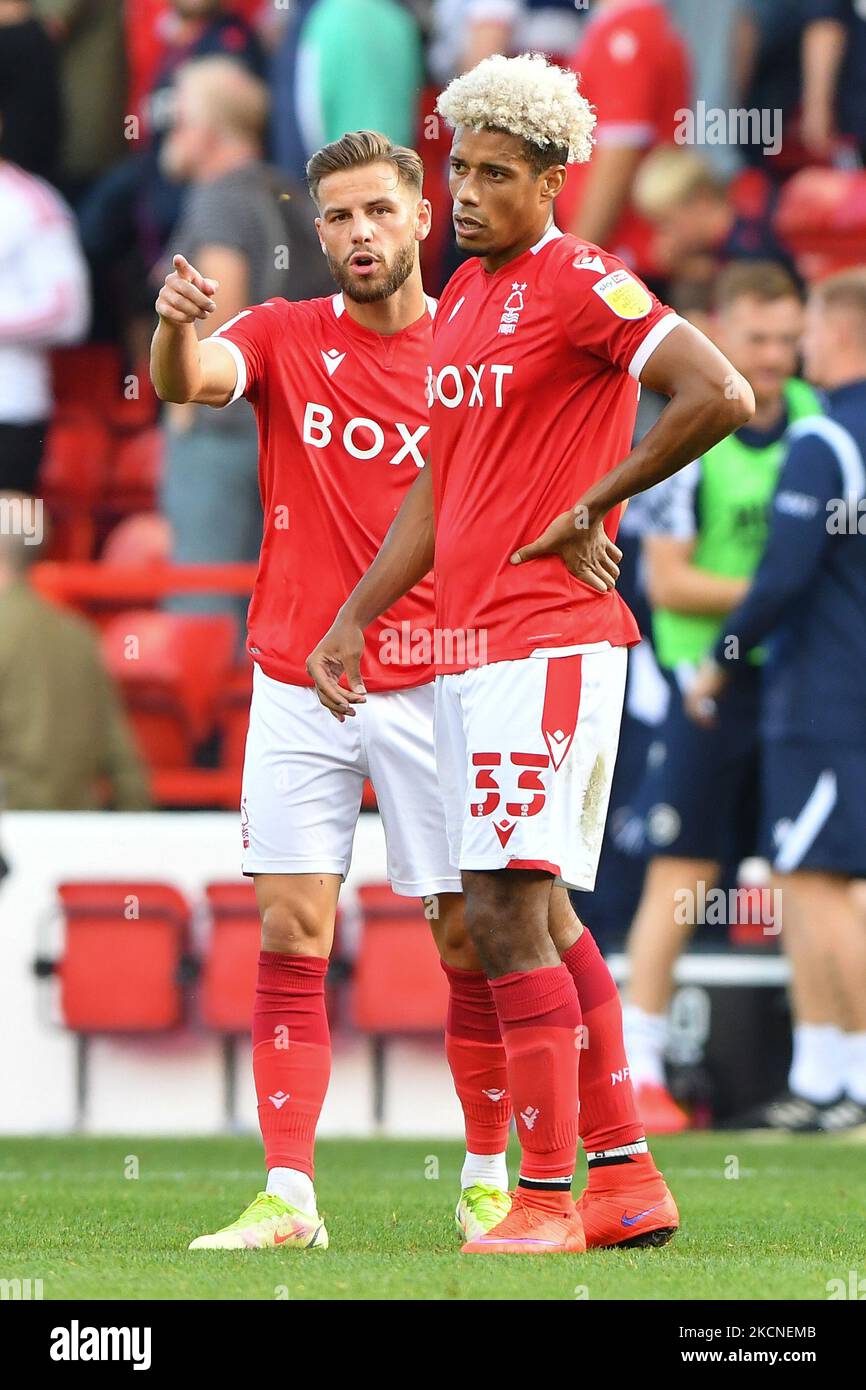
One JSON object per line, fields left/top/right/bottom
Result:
{"left": 321, "top": 348, "right": 346, "bottom": 377}
{"left": 572, "top": 252, "right": 606, "bottom": 273}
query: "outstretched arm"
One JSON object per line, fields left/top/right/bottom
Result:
{"left": 150, "top": 254, "right": 238, "bottom": 406}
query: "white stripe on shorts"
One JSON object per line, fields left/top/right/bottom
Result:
{"left": 774, "top": 769, "right": 838, "bottom": 873}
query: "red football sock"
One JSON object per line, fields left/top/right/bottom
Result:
{"left": 561, "top": 928, "right": 645, "bottom": 1156}
{"left": 490, "top": 964, "right": 581, "bottom": 1202}
{"left": 441, "top": 962, "right": 511, "bottom": 1154}
{"left": 252, "top": 952, "right": 331, "bottom": 1180}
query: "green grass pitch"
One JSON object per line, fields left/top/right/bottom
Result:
{"left": 1, "top": 1133, "right": 864, "bottom": 1301}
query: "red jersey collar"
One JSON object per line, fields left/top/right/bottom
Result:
{"left": 329, "top": 291, "right": 436, "bottom": 342}
{"left": 476, "top": 223, "right": 564, "bottom": 282}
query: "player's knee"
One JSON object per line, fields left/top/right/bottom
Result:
{"left": 429, "top": 893, "right": 482, "bottom": 969}
{"left": 462, "top": 881, "right": 512, "bottom": 967}
{"left": 260, "top": 895, "right": 332, "bottom": 956}
{"left": 463, "top": 871, "right": 557, "bottom": 975}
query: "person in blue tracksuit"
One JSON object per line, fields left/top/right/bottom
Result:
{"left": 689, "top": 268, "right": 866, "bottom": 1132}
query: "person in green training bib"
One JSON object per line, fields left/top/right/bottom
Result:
{"left": 619, "top": 262, "right": 821, "bottom": 1134}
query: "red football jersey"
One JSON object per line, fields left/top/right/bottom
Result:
{"left": 559, "top": 0, "right": 691, "bottom": 277}
{"left": 212, "top": 292, "right": 437, "bottom": 690}
{"left": 428, "top": 227, "right": 683, "bottom": 674}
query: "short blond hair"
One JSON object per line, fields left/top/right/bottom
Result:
{"left": 811, "top": 267, "right": 866, "bottom": 346}
{"left": 633, "top": 146, "right": 723, "bottom": 220}
{"left": 436, "top": 52, "right": 596, "bottom": 167}
{"left": 306, "top": 130, "right": 423, "bottom": 203}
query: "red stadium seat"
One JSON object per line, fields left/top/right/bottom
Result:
{"left": 102, "top": 611, "right": 237, "bottom": 767}
{"left": 106, "top": 356, "right": 160, "bottom": 432}
{"left": 45, "top": 349, "right": 162, "bottom": 556}
{"left": 354, "top": 885, "right": 446, "bottom": 1033}
{"left": 103, "top": 428, "right": 164, "bottom": 515}
{"left": 353, "top": 887, "right": 446, "bottom": 1122}
{"left": 151, "top": 767, "right": 242, "bottom": 809}
{"left": 101, "top": 512, "right": 172, "bottom": 567}
{"left": 729, "top": 167, "right": 770, "bottom": 217}
{"left": 217, "top": 662, "right": 254, "bottom": 772}
{"left": 56, "top": 881, "right": 190, "bottom": 1031}
{"left": 40, "top": 420, "right": 114, "bottom": 560}
{"left": 200, "top": 880, "right": 261, "bottom": 1032}
{"left": 200, "top": 881, "right": 346, "bottom": 1033}
{"left": 41, "top": 419, "right": 111, "bottom": 504}
{"left": 51, "top": 345, "right": 122, "bottom": 422}
{"left": 774, "top": 168, "right": 866, "bottom": 279}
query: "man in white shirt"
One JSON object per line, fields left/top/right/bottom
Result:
{"left": 0, "top": 152, "right": 90, "bottom": 490}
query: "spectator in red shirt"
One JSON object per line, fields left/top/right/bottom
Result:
{"left": 560, "top": 0, "right": 691, "bottom": 282}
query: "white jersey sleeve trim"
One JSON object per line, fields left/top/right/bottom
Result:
{"left": 628, "top": 312, "right": 685, "bottom": 381}
{"left": 209, "top": 336, "right": 247, "bottom": 404}
{"left": 786, "top": 415, "right": 866, "bottom": 503}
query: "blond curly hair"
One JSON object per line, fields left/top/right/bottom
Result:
{"left": 436, "top": 52, "right": 596, "bottom": 166}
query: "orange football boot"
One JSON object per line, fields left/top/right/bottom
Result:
{"left": 461, "top": 1189, "right": 586, "bottom": 1255}
{"left": 576, "top": 1153, "right": 679, "bottom": 1250}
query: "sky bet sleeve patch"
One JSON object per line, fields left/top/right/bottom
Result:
{"left": 591, "top": 268, "right": 653, "bottom": 320}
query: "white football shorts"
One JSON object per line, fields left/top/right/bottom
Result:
{"left": 433, "top": 645, "right": 627, "bottom": 891}
{"left": 241, "top": 664, "right": 461, "bottom": 896}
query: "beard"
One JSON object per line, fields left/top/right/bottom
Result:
{"left": 327, "top": 238, "right": 416, "bottom": 304}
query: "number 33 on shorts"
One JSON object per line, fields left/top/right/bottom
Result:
{"left": 434, "top": 645, "right": 628, "bottom": 891}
